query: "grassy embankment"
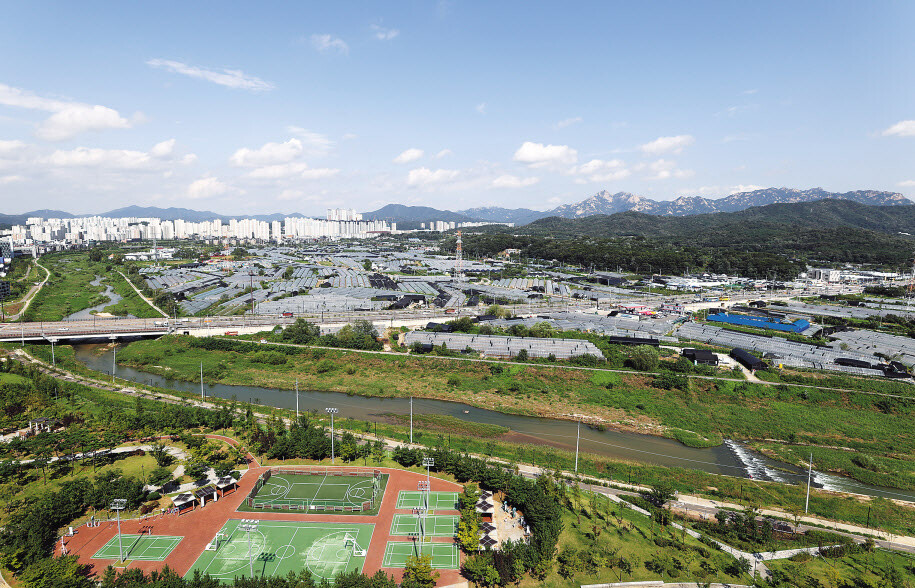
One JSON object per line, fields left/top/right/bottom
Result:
{"left": 108, "top": 336, "right": 915, "bottom": 492}
{"left": 20, "top": 253, "right": 161, "bottom": 321}
{"left": 11, "top": 341, "right": 915, "bottom": 537}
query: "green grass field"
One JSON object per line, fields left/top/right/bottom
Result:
{"left": 381, "top": 541, "right": 459, "bottom": 569}
{"left": 185, "top": 520, "right": 374, "bottom": 582}
{"left": 396, "top": 491, "right": 458, "bottom": 511}
{"left": 390, "top": 514, "right": 458, "bottom": 537}
{"left": 92, "top": 534, "right": 182, "bottom": 561}
{"left": 237, "top": 472, "right": 388, "bottom": 514}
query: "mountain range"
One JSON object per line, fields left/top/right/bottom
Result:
{"left": 1, "top": 187, "right": 910, "bottom": 229}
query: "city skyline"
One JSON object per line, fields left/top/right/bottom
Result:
{"left": 0, "top": 1, "right": 913, "bottom": 215}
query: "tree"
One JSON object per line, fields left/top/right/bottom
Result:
{"left": 148, "top": 442, "right": 173, "bottom": 467}
{"left": 281, "top": 319, "right": 321, "bottom": 345}
{"left": 147, "top": 467, "right": 173, "bottom": 489}
{"left": 363, "top": 260, "right": 373, "bottom": 271}
{"left": 18, "top": 555, "right": 93, "bottom": 588}
{"left": 185, "top": 461, "right": 209, "bottom": 481}
{"left": 462, "top": 554, "right": 500, "bottom": 587}
{"left": 629, "top": 345, "right": 659, "bottom": 371}
{"left": 644, "top": 482, "right": 675, "bottom": 508}
{"left": 401, "top": 554, "right": 439, "bottom": 588}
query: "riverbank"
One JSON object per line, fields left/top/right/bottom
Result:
{"left": 109, "top": 335, "right": 915, "bottom": 491}
{"left": 10, "top": 342, "right": 915, "bottom": 538}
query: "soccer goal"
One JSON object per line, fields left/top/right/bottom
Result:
{"left": 205, "top": 532, "right": 226, "bottom": 551}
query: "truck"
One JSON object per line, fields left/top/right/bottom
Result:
{"left": 282, "top": 312, "right": 294, "bottom": 318}
{"left": 225, "top": 331, "right": 239, "bottom": 336}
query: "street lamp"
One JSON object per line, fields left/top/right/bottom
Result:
{"left": 240, "top": 519, "right": 259, "bottom": 577}
{"left": 422, "top": 457, "right": 434, "bottom": 510}
{"left": 110, "top": 499, "right": 127, "bottom": 562}
{"left": 325, "top": 407, "right": 338, "bottom": 463}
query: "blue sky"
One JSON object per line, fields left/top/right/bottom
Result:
{"left": 0, "top": 1, "right": 912, "bottom": 215}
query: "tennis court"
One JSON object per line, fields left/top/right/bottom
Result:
{"left": 185, "top": 519, "right": 374, "bottom": 582}
{"left": 92, "top": 534, "right": 182, "bottom": 561}
{"left": 239, "top": 470, "right": 388, "bottom": 515}
{"left": 396, "top": 491, "right": 458, "bottom": 511}
{"left": 390, "top": 514, "right": 458, "bottom": 537}
{"left": 382, "top": 541, "right": 459, "bottom": 569}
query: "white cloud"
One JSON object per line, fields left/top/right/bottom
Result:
{"left": 639, "top": 134, "right": 695, "bottom": 155}
{"left": 569, "top": 159, "right": 631, "bottom": 182}
{"left": 187, "top": 177, "right": 228, "bottom": 199}
{"left": 146, "top": 59, "right": 274, "bottom": 92}
{"left": 246, "top": 162, "right": 339, "bottom": 180}
{"left": 0, "top": 83, "right": 134, "bottom": 141}
{"left": 898, "top": 180, "right": 915, "bottom": 187}
{"left": 150, "top": 139, "right": 176, "bottom": 158}
{"left": 230, "top": 138, "right": 303, "bottom": 167}
{"left": 0, "top": 139, "right": 27, "bottom": 159}
{"left": 729, "top": 184, "right": 765, "bottom": 194}
{"left": 286, "top": 127, "right": 334, "bottom": 153}
{"left": 371, "top": 25, "right": 399, "bottom": 40}
{"left": 638, "top": 159, "right": 693, "bottom": 180}
{"left": 742, "top": 88, "right": 759, "bottom": 95}
{"left": 433, "top": 149, "right": 452, "bottom": 159}
{"left": 513, "top": 141, "right": 578, "bottom": 168}
{"left": 406, "top": 167, "right": 459, "bottom": 187}
{"left": 547, "top": 196, "right": 562, "bottom": 205}
{"left": 476, "top": 102, "right": 487, "bottom": 114}
{"left": 882, "top": 120, "right": 915, "bottom": 137}
{"left": 492, "top": 174, "right": 539, "bottom": 188}
{"left": 554, "top": 116, "right": 582, "bottom": 129}
{"left": 394, "top": 148, "right": 424, "bottom": 164}
{"left": 278, "top": 189, "right": 304, "bottom": 201}
{"left": 0, "top": 174, "right": 24, "bottom": 184}
{"left": 45, "top": 140, "right": 194, "bottom": 170}
{"left": 311, "top": 34, "right": 349, "bottom": 54}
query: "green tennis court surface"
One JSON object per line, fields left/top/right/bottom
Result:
{"left": 382, "top": 541, "right": 459, "bottom": 569}
{"left": 390, "top": 514, "right": 458, "bottom": 537}
{"left": 92, "top": 534, "right": 182, "bottom": 561}
{"left": 396, "top": 491, "right": 458, "bottom": 511}
{"left": 238, "top": 472, "right": 388, "bottom": 515}
{"left": 185, "top": 520, "right": 374, "bottom": 582}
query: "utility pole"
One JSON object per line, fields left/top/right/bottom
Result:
{"left": 200, "top": 362, "right": 204, "bottom": 400}
{"left": 295, "top": 379, "right": 299, "bottom": 420}
{"left": 409, "top": 396, "right": 413, "bottom": 444}
{"left": 805, "top": 452, "right": 813, "bottom": 514}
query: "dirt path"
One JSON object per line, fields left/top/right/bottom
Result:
{"left": 5, "top": 260, "right": 50, "bottom": 321}
{"left": 117, "top": 270, "right": 168, "bottom": 317}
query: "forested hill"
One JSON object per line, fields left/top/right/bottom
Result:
{"left": 456, "top": 200, "right": 915, "bottom": 277}
{"left": 517, "top": 199, "right": 915, "bottom": 239}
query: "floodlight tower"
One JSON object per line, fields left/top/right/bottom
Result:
{"left": 241, "top": 519, "right": 259, "bottom": 577}
{"left": 325, "top": 407, "right": 338, "bottom": 463}
{"left": 110, "top": 499, "right": 127, "bottom": 562}
{"left": 422, "top": 457, "right": 435, "bottom": 510}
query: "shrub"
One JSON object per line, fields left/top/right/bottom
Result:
{"left": 146, "top": 491, "right": 161, "bottom": 501}
{"left": 251, "top": 350, "right": 287, "bottom": 365}
{"left": 629, "top": 345, "right": 659, "bottom": 371}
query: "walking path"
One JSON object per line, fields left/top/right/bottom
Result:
{"left": 9, "top": 348, "right": 915, "bottom": 560}
{"left": 5, "top": 260, "right": 50, "bottom": 321}
{"left": 117, "top": 270, "right": 168, "bottom": 317}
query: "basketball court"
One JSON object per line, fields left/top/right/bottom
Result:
{"left": 184, "top": 519, "right": 374, "bottom": 582}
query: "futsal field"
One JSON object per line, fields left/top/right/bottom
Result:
{"left": 390, "top": 514, "right": 459, "bottom": 537}
{"left": 92, "top": 534, "right": 182, "bottom": 561}
{"left": 184, "top": 519, "right": 374, "bottom": 582}
{"left": 395, "top": 491, "right": 458, "bottom": 511}
{"left": 238, "top": 472, "right": 388, "bottom": 515}
{"left": 382, "top": 541, "right": 459, "bottom": 569}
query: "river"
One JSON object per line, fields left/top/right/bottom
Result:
{"left": 63, "top": 276, "right": 136, "bottom": 321}
{"left": 72, "top": 344, "right": 915, "bottom": 503}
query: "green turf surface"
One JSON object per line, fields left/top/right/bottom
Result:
{"left": 237, "top": 472, "right": 388, "bottom": 515}
{"left": 395, "top": 491, "right": 458, "bottom": 511}
{"left": 185, "top": 519, "right": 374, "bottom": 582}
{"left": 382, "top": 541, "right": 459, "bottom": 569}
{"left": 92, "top": 534, "right": 182, "bottom": 561}
{"left": 390, "top": 514, "right": 458, "bottom": 538}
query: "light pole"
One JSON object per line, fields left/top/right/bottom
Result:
{"left": 325, "top": 407, "right": 338, "bottom": 463}
{"left": 574, "top": 419, "right": 581, "bottom": 473}
{"left": 409, "top": 396, "right": 413, "bottom": 444}
{"left": 241, "top": 519, "right": 259, "bottom": 577}
{"left": 422, "top": 457, "right": 434, "bottom": 510}
{"left": 295, "top": 379, "right": 299, "bottom": 420}
{"left": 200, "top": 362, "right": 204, "bottom": 400}
{"left": 110, "top": 499, "right": 127, "bottom": 562}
